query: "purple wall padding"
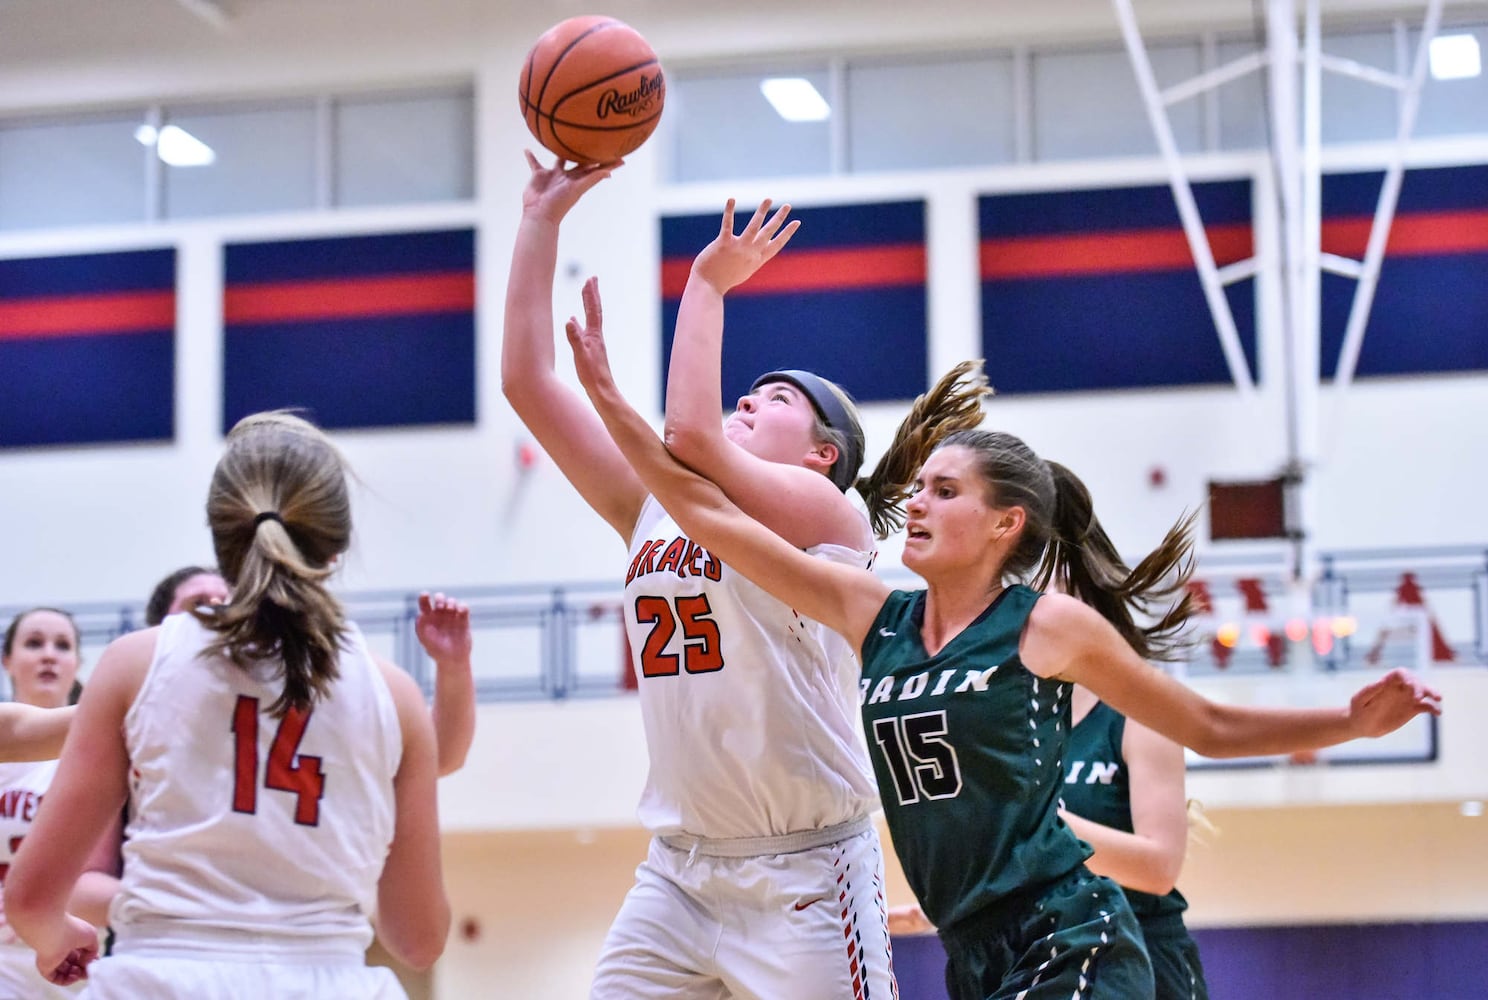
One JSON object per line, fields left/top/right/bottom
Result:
{"left": 890, "top": 921, "right": 1488, "bottom": 1000}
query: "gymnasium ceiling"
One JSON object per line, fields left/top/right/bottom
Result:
{"left": 0, "top": 0, "right": 1464, "bottom": 62}
{"left": 0, "top": 0, "right": 1475, "bottom": 120}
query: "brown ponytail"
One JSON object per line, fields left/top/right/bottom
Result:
{"left": 200, "top": 411, "right": 352, "bottom": 716}
{"left": 1033, "top": 462, "right": 1198, "bottom": 661}
{"left": 855, "top": 360, "right": 992, "bottom": 539}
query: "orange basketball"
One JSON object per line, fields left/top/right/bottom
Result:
{"left": 518, "top": 16, "right": 666, "bottom": 164}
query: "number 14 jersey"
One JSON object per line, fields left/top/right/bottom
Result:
{"left": 624, "top": 496, "right": 880, "bottom": 841}
{"left": 110, "top": 612, "right": 402, "bottom": 954}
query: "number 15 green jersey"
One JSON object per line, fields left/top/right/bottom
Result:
{"left": 860, "top": 585, "right": 1091, "bottom": 933}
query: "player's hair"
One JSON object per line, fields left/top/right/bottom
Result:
{"left": 854, "top": 360, "right": 992, "bottom": 539}
{"left": 145, "top": 565, "right": 218, "bottom": 627}
{"left": 200, "top": 411, "right": 351, "bottom": 716}
{"left": 2, "top": 607, "right": 80, "bottom": 659}
{"left": 936, "top": 428, "right": 1198, "bottom": 661}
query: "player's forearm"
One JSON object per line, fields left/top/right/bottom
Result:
{"left": 663, "top": 275, "right": 728, "bottom": 464}
{"left": 591, "top": 369, "right": 723, "bottom": 524}
{"left": 1195, "top": 702, "right": 1357, "bottom": 759}
{"left": 0, "top": 705, "right": 73, "bottom": 763}
{"left": 431, "top": 661, "right": 476, "bottom": 777}
{"left": 1059, "top": 810, "right": 1182, "bottom": 895}
{"left": 502, "top": 216, "right": 564, "bottom": 386}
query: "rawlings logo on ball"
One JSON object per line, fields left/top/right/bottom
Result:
{"left": 597, "top": 72, "right": 665, "bottom": 120}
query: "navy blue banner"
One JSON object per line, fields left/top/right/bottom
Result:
{"left": 1320, "top": 164, "right": 1488, "bottom": 378}
{"left": 0, "top": 249, "right": 175, "bottom": 449}
{"left": 978, "top": 179, "right": 1258, "bottom": 394}
{"left": 222, "top": 229, "right": 476, "bottom": 432}
{"left": 660, "top": 200, "right": 929, "bottom": 409}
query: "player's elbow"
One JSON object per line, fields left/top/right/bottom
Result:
{"left": 500, "top": 371, "right": 532, "bottom": 409}
{"left": 400, "top": 935, "right": 447, "bottom": 973}
{"left": 382, "top": 904, "right": 451, "bottom": 971}
{"left": 437, "top": 745, "right": 471, "bottom": 778}
{"left": 1151, "top": 875, "right": 1180, "bottom": 896}
{"left": 500, "top": 373, "right": 558, "bottom": 431}
{"left": 1125, "top": 871, "right": 1179, "bottom": 896}
{"left": 1144, "top": 857, "right": 1184, "bottom": 896}
{"left": 2, "top": 866, "right": 47, "bottom": 933}
{"left": 1179, "top": 700, "right": 1239, "bottom": 759}
{"left": 662, "top": 420, "right": 715, "bottom": 468}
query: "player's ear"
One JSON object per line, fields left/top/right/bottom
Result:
{"left": 806, "top": 441, "right": 839, "bottom": 478}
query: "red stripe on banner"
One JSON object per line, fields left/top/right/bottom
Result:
{"left": 0, "top": 290, "right": 175, "bottom": 341}
{"left": 1321, "top": 210, "right": 1488, "bottom": 258}
{"left": 661, "top": 245, "right": 926, "bottom": 299}
{"left": 979, "top": 223, "right": 1254, "bottom": 279}
{"left": 224, "top": 272, "right": 475, "bottom": 324}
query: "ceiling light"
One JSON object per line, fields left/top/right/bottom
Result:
{"left": 157, "top": 125, "right": 216, "bottom": 167}
{"left": 760, "top": 77, "right": 831, "bottom": 122}
{"left": 1429, "top": 34, "right": 1482, "bottom": 81}
{"left": 135, "top": 123, "right": 216, "bottom": 167}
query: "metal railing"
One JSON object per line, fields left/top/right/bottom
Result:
{"left": 3, "top": 544, "right": 1483, "bottom": 702}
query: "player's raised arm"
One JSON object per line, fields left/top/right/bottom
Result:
{"left": 660, "top": 200, "right": 863, "bottom": 549}
{"left": 417, "top": 592, "right": 476, "bottom": 777}
{"left": 501, "top": 151, "right": 647, "bottom": 541}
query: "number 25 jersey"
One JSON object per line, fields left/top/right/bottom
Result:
{"left": 624, "top": 495, "right": 880, "bottom": 840}
{"left": 110, "top": 612, "right": 402, "bottom": 951}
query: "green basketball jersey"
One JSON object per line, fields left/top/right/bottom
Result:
{"left": 860, "top": 585, "right": 1091, "bottom": 933}
{"left": 1062, "top": 700, "right": 1189, "bottom": 923}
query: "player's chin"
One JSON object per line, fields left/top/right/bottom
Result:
{"left": 900, "top": 543, "right": 932, "bottom": 574}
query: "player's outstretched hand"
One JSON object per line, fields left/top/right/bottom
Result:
{"left": 1347, "top": 667, "right": 1442, "bottom": 738}
{"left": 693, "top": 198, "right": 800, "bottom": 296}
{"left": 520, "top": 150, "right": 622, "bottom": 224}
{"left": 415, "top": 592, "right": 472, "bottom": 667}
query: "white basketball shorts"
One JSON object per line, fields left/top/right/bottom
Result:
{"left": 591, "top": 821, "right": 898, "bottom": 1000}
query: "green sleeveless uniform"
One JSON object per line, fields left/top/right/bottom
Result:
{"left": 861, "top": 586, "right": 1153, "bottom": 1000}
{"left": 1063, "top": 701, "right": 1210, "bottom": 1000}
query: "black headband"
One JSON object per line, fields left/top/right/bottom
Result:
{"left": 751, "top": 370, "right": 865, "bottom": 493}
{"left": 253, "top": 511, "right": 284, "bottom": 529}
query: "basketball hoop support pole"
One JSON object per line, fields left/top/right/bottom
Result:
{"left": 1116, "top": 0, "right": 1447, "bottom": 591}
{"left": 1112, "top": 0, "right": 1258, "bottom": 396}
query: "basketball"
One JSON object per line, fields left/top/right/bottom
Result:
{"left": 518, "top": 16, "right": 666, "bottom": 164}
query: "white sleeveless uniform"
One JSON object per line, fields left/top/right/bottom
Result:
{"left": 0, "top": 759, "right": 81, "bottom": 999}
{"left": 592, "top": 497, "right": 897, "bottom": 1000}
{"left": 83, "top": 613, "right": 406, "bottom": 1000}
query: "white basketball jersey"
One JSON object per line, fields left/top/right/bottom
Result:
{"left": 623, "top": 496, "right": 879, "bottom": 840}
{"left": 0, "top": 758, "right": 80, "bottom": 997}
{"left": 0, "top": 758, "right": 57, "bottom": 895}
{"left": 109, "top": 613, "right": 402, "bottom": 955}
